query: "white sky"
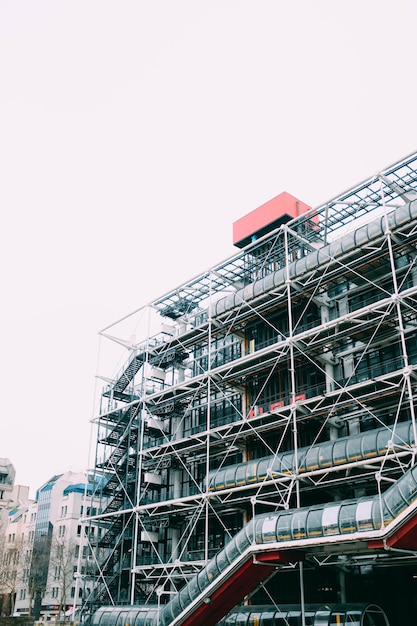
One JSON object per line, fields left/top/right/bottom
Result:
{"left": 1, "top": 1, "right": 417, "bottom": 498}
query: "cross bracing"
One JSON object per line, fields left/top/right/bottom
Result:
{"left": 79, "top": 152, "right": 417, "bottom": 624}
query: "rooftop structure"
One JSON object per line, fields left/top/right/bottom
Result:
{"left": 82, "top": 151, "right": 417, "bottom": 626}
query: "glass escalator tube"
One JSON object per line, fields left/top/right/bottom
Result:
{"left": 381, "top": 462, "right": 417, "bottom": 525}
{"left": 207, "top": 421, "right": 413, "bottom": 494}
{"left": 397, "top": 465, "right": 417, "bottom": 506}
{"left": 217, "top": 604, "right": 391, "bottom": 626}
{"left": 159, "top": 593, "right": 182, "bottom": 626}
{"left": 383, "top": 480, "right": 411, "bottom": 520}
{"left": 180, "top": 520, "right": 258, "bottom": 614}
{"left": 175, "top": 576, "right": 196, "bottom": 615}
{"left": 105, "top": 607, "right": 160, "bottom": 626}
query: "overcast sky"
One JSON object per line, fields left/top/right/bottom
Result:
{"left": 1, "top": 1, "right": 417, "bottom": 498}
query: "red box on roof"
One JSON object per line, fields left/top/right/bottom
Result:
{"left": 233, "top": 191, "right": 311, "bottom": 248}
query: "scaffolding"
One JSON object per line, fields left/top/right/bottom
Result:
{"left": 81, "top": 152, "right": 417, "bottom": 624}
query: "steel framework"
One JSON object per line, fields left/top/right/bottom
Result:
{"left": 80, "top": 152, "right": 417, "bottom": 624}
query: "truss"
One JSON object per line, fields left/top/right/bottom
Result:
{"left": 79, "top": 151, "right": 417, "bottom": 617}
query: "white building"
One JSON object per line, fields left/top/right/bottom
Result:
{"left": 11, "top": 470, "right": 107, "bottom": 620}
{"left": 0, "top": 458, "right": 16, "bottom": 525}
{"left": 0, "top": 479, "right": 32, "bottom": 616}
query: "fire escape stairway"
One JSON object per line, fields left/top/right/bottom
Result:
{"left": 103, "top": 351, "right": 146, "bottom": 401}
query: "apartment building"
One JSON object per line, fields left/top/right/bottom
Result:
{"left": 82, "top": 152, "right": 417, "bottom": 626}
{"left": 7, "top": 471, "right": 106, "bottom": 620}
{"left": 0, "top": 481, "right": 31, "bottom": 617}
{"left": 0, "top": 459, "right": 16, "bottom": 524}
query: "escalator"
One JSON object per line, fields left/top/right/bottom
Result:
{"left": 90, "top": 457, "right": 417, "bottom": 626}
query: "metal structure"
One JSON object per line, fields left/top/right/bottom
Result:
{"left": 81, "top": 152, "right": 417, "bottom": 625}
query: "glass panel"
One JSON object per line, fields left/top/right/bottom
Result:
{"left": 339, "top": 503, "right": 357, "bottom": 534}
{"left": 333, "top": 439, "right": 348, "bottom": 465}
{"left": 249, "top": 611, "right": 263, "bottom": 625}
{"left": 214, "top": 471, "right": 226, "bottom": 491}
{"left": 398, "top": 470, "right": 417, "bottom": 505}
{"left": 257, "top": 457, "right": 272, "bottom": 481}
{"left": 224, "top": 466, "right": 237, "bottom": 489}
{"left": 277, "top": 513, "right": 292, "bottom": 541}
{"left": 234, "top": 611, "right": 249, "bottom": 626}
{"left": 347, "top": 438, "right": 362, "bottom": 462}
{"left": 261, "top": 516, "right": 277, "bottom": 542}
{"left": 319, "top": 441, "right": 334, "bottom": 468}
{"left": 361, "top": 432, "right": 378, "bottom": 459}
{"left": 291, "top": 510, "right": 308, "bottom": 540}
{"left": 225, "top": 537, "right": 241, "bottom": 562}
{"left": 383, "top": 484, "right": 408, "bottom": 517}
{"left": 371, "top": 499, "right": 383, "bottom": 530}
{"left": 392, "top": 421, "right": 412, "bottom": 447}
{"left": 312, "top": 610, "right": 331, "bottom": 626}
{"left": 322, "top": 505, "right": 340, "bottom": 535}
{"left": 307, "top": 508, "right": 323, "bottom": 538}
{"left": 270, "top": 455, "right": 282, "bottom": 477}
{"left": 356, "top": 499, "right": 374, "bottom": 530}
{"left": 246, "top": 461, "right": 258, "bottom": 485}
{"left": 235, "top": 464, "right": 247, "bottom": 486}
{"left": 259, "top": 610, "right": 276, "bottom": 626}
{"left": 330, "top": 612, "right": 344, "bottom": 626}
{"left": 346, "top": 610, "right": 361, "bottom": 624}
{"left": 305, "top": 447, "right": 320, "bottom": 470}
{"left": 281, "top": 452, "right": 294, "bottom": 474}
{"left": 362, "top": 607, "right": 389, "bottom": 626}
{"left": 376, "top": 429, "right": 389, "bottom": 455}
